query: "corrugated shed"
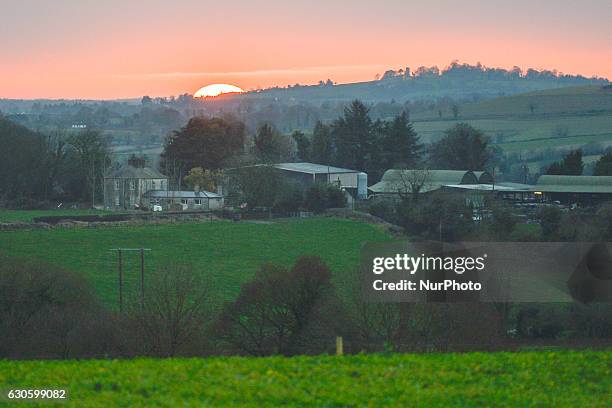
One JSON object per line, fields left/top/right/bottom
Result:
{"left": 533, "top": 175, "right": 612, "bottom": 193}
{"left": 274, "top": 162, "right": 359, "bottom": 174}
{"left": 473, "top": 171, "right": 494, "bottom": 184}
{"left": 370, "top": 170, "right": 478, "bottom": 194}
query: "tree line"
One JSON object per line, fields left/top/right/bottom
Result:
{"left": 0, "top": 116, "right": 111, "bottom": 208}
{"left": 162, "top": 100, "right": 495, "bottom": 186}
{"left": 3, "top": 250, "right": 609, "bottom": 360}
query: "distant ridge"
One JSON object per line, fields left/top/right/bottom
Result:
{"left": 237, "top": 62, "right": 609, "bottom": 104}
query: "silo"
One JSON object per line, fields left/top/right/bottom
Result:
{"left": 357, "top": 172, "right": 368, "bottom": 199}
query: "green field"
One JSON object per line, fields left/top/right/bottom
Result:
{"left": 411, "top": 86, "right": 612, "bottom": 155}
{"left": 0, "top": 218, "right": 392, "bottom": 306}
{"left": 0, "top": 351, "right": 609, "bottom": 407}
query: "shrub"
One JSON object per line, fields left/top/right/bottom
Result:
{"left": 0, "top": 255, "right": 108, "bottom": 359}
{"left": 215, "top": 256, "right": 341, "bottom": 355}
{"left": 303, "top": 184, "right": 347, "bottom": 213}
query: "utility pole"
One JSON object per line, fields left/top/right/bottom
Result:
{"left": 118, "top": 249, "right": 123, "bottom": 312}
{"left": 140, "top": 248, "right": 145, "bottom": 310}
{"left": 110, "top": 248, "right": 151, "bottom": 312}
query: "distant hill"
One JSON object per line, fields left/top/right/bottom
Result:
{"left": 238, "top": 63, "right": 609, "bottom": 104}
{"left": 409, "top": 85, "right": 612, "bottom": 160}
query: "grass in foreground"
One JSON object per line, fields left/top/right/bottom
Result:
{"left": 0, "top": 217, "right": 392, "bottom": 306}
{"left": 0, "top": 351, "right": 609, "bottom": 407}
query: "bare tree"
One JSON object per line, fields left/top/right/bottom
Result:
{"left": 127, "top": 263, "right": 214, "bottom": 357}
{"left": 397, "top": 168, "right": 430, "bottom": 202}
{"left": 68, "top": 129, "right": 111, "bottom": 206}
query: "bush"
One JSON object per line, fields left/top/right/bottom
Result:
{"left": 303, "top": 184, "right": 347, "bottom": 213}
{"left": 273, "top": 184, "right": 304, "bottom": 214}
{"left": 215, "top": 256, "right": 341, "bottom": 355}
{"left": 368, "top": 199, "right": 398, "bottom": 224}
{"left": 398, "top": 192, "right": 473, "bottom": 241}
{"left": 0, "top": 255, "right": 109, "bottom": 359}
{"left": 538, "top": 206, "right": 562, "bottom": 240}
{"left": 509, "top": 224, "right": 543, "bottom": 242}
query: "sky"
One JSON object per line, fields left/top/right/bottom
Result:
{"left": 1, "top": 0, "right": 611, "bottom": 99}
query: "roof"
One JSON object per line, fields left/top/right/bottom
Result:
{"left": 144, "top": 190, "right": 223, "bottom": 199}
{"left": 473, "top": 171, "right": 494, "bottom": 184}
{"left": 443, "top": 183, "right": 531, "bottom": 192}
{"left": 533, "top": 175, "right": 612, "bottom": 194}
{"left": 106, "top": 165, "right": 167, "bottom": 179}
{"left": 273, "top": 162, "right": 360, "bottom": 175}
{"left": 496, "top": 182, "right": 533, "bottom": 191}
{"left": 369, "top": 170, "right": 478, "bottom": 194}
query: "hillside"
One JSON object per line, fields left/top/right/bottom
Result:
{"left": 239, "top": 65, "right": 608, "bottom": 104}
{"left": 0, "top": 217, "right": 393, "bottom": 306}
{"left": 0, "top": 351, "right": 609, "bottom": 407}
{"left": 410, "top": 86, "right": 612, "bottom": 155}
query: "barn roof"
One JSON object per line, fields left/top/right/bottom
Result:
{"left": 533, "top": 175, "right": 612, "bottom": 193}
{"left": 370, "top": 170, "right": 478, "bottom": 194}
{"left": 473, "top": 171, "right": 494, "bottom": 184}
{"left": 273, "top": 162, "right": 360, "bottom": 174}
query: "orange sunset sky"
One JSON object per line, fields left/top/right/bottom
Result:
{"left": 1, "top": 0, "right": 611, "bottom": 99}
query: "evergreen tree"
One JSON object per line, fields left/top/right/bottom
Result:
{"left": 291, "top": 130, "right": 311, "bottom": 162}
{"left": 546, "top": 149, "right": 583, "bottom": 175}
{"left": 253, "top": 123, "right": 290, "bottom": 163}
{"left": 593, "top": 151, "right": 612, "bottom": 176}
{"left": 311, "top": 121, "right": 333, "bottom": 164}
{"left": 381, "top": 111, "right": 422, "bottom": 168}
{"left": 331, "top": 100, "right": 377, "bottom": 172}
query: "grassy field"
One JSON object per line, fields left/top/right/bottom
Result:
{"left": 0, "top": 217, "right": 392, "bottom": 306}
{"left": 0, "top": 209, "right": 124, "bottom": 223}
{"left": 0, "top": 351, "right": 609, "bottom": 407}
{"left": 410, "top": 86, "right": 612, "bottom": 155}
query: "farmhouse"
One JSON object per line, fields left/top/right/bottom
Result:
{"left": 143, "top": 190, "right": 224, "bottom": 211}
{"left": 532, "top": 175, "right": 612, "bottom": 205}
{"left": 103, "top": 157, "right": 168, "bottom": 210}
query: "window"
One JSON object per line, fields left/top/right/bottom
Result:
{"left": 194, "top": 199, "right": 202, "bottom": 205}
{"left": 129, "top": 180, "right": 135, "bottom": 191}
{"left": 181, "top": 199, "right": 188, "bottom": 205}
{"left": 114, "top": 180, "right": 120, "bottom": 189}
{"left": 152, "top": 180, "right": 157, "bottom": 190}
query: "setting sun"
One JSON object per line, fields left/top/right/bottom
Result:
{"left": 194, "top": 83, "right": 244, "bottom": 98}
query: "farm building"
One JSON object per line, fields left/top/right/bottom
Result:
{"left": 441, "top": 182, "right": 533, "bottom": 207}
{"left": 221, "top": 162, "right": 368, "bottom": 204}
{"left": 369, "top": 169, "right": 481, "bottom": 197}
{"left": 532, "top": 175, "right": 612, "bottom": 205}
{"left": 369, "top": 169, "right": 531, "bottom": 207}
{"left": 272, "top": 162, "right": 368, "bottom": 199}
{"left": 103, "top": 157, "right": 168, "bottom": 210}
{"left": 143, "top": 190, "right": 224, "bottom": 211}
